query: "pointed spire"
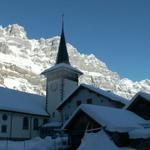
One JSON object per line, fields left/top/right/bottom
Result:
{"left": 56, "top": 15, "right": 70, "bottom": 65}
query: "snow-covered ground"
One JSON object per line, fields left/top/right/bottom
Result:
{"left": 0, "top": 137, "right": 53, "bottom": 150}
{"left": 0, "top": 136, "right": 68, "bottom": 150}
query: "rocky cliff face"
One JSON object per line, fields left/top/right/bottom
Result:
{"left": 0, "top": 24, "right": 149, "bottom": 99}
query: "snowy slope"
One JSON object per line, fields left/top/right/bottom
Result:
{"left": 0, "top": 24, "right": 149, "bottom": 99}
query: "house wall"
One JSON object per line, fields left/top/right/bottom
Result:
{"left": 0, "top": 110, "right": 48, "bottom": 140}
{"left": 61, "top": 88, "right": 120, "bottom": 123}
{"left": 31, "top": 117, "right": 45, "bottom": 138}
{"left": 127, "top": 97, "right": 150, "bottom": 120}
{"left": 0, "top": 112, "right": 11, "bottom": 138}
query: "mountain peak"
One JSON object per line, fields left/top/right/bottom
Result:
{"left": 0, "top": 24, "right": 27, "bottom": 39}
{"left": 0, "top": 24, "right": 149, "bottom": 99}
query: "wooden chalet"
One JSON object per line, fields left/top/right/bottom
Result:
{"left": 62, "top": 104, "right": 147, "bottom": 150}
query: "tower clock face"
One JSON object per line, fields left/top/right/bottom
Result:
{"left": 50, "top": 82, "right": 58, "bottom": 91}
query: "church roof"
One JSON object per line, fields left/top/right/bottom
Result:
{"left": 41, "top": 63, "right": 83, "bottom": 76}
{"left": 0, "top": 87, "right": 48, "bottom": 116}
{"left": 56, "top": 19, "right": 70, "bottom": 65}
{"left": 41, "top": 20, "right": 83, "bottom": 76}
{"left": 57, "top": 84, "right": 128, "bottom": 110}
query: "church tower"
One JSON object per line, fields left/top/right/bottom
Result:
{"left": 41, "top": 20, "right": 83, "bottom": 121}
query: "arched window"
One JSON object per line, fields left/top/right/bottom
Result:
{"left": 2, "top": 114, "right": 8, "bottom": 121}
{"left": 23, "top": 117, "right": 29, "bottom": 130}
{"left": 1, "top": 125, "right": 7, "bottom": 133}
{"left": 33, "top": 118, "right": 39, "bottom": 130}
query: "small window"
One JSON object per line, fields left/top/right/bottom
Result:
{"left": 1, "top": 125, "right": 7, "bottom": 133}
{"left": 76, "top": 100, "right": 81, "bottom": 107}
{"left": 52, "top": 112, "right": 55, "bottom": 118}
{"left": 87, "top": 98, "right": 92, "bottom": 104}
{"left": 100, "top": 99, "right": 103, "bottom": 103}
{"left": 2, "top": 114, "right": 8, "bottom": 121}
{"left": 33, "top": 118, "right": 39, "bottom": 130}
{"left": 23, "top": 117, "right": 29, "bottom": 130}
{"left": 65, "top": 113, "right": 69, "bottom": 120}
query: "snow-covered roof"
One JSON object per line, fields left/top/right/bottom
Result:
{"left": 43, "top": 121, "right": 62, "bottom": 128}
{"left": 124, "top": 91, "right": 150, "bottom": 109}
{"left": 57, "top": 84, "right": 128, "bottom": 110}
{"left": 0, "top": 87, "right": 49, "bottom": 116}
{"left": 63, "top": 104, "right": 146, "bottom": 132}
{"left": 81, "top": 84, "right": 128, "bottom": 104}
{"left": 41, "top": 63, "right": 83, "bottom": 76}
{"left": 129, "top": 128, "right": 150, "bottom": 139}
{"left": 138, "top": 91, "right": 150, "bottom": 101}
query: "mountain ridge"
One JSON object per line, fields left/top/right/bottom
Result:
{"left": 0, "top": 24, "right": 149, "bottom": 99}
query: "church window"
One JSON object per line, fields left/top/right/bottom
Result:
{"left": 76, "top": 100, "right": 81, "bottom": 106}
{"left": 2, "top": 114, "right": 8, "bottom": 121}
{"left": 87, "top": 98, "right": 92, "bottom": 104}
{"left": 1, "top": 125, "right": 7, "bottom": 133}
{"left": 33, "top": 118, "right": 39, "bottom": 130}
{"left": 23, "top": 117, "right": 29, "bottom": 130}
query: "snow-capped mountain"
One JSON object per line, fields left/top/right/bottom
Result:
{"left": 0, "top": 24, "right": 149, "bottom": 99}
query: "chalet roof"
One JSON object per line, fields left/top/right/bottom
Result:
{"left": 124, "top": 91, "right": 150, "bottom": 109}
{"left": 63, "top": 104, "right": 146, "bottom": 132}
{"left": 82, "top": 84, "right": 128, "bottom": 104}
{"left": 57, "top": 84, "right": 128, "bottom": 110}
{"left": 0, "top": 86, "right": 48, "bottom": 116}
{"left": 41, "top": 63, "right": 82, "bottom": 76}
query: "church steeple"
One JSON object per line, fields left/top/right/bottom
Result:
{"left": 41, "top": 18, "right": 83, "bottom": 122}
{"left": 56, "top": 15, "right": 70, "bottom": 65}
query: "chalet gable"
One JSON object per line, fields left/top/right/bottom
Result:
{"left": 125, "top": 91, "right": 150, "bottom": 120}
{"left": 57, "top": 84, "right": 128, "bottom": 110}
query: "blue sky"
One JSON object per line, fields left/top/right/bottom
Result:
{"left": 0, "top": 0, "right": 149, "bottom": 81}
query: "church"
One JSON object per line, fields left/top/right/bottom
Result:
{"left": 0, "top": 22, "right": 149, "bottom": 145}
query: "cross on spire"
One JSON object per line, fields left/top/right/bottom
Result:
{"left": 56, "top": 15, "right": 70, "bottom": 65}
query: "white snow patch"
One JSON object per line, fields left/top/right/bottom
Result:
{"left": 129, "top": 128, "right": 150, "bottom": 139}
{"left": 78, "top": 130, "right": 135, "bottom": 150}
